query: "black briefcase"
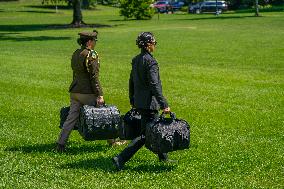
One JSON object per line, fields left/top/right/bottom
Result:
{"left": 59, "top": 106, "right": 78, "bottom": 130}
{"left": 119, "top": 108, "right": 141, "bottom": 140}
{"left": 78, "top": 105, "right": 120, "bottom": 141}
{"left": 145, "top": 112, "right": 190, "bottom": 154}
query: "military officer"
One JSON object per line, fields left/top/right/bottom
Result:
{"left": 56, "top": 30, "right": 123, "bottom": 152}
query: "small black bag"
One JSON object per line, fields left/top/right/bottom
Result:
{"left": 119, "top": 108, "right": 141, "bottom": 140}
{"left": 78, "top": 104, "right": 120, "bottom": 141}
{"left": 59, "top": 106, "right": 79, "bottom": 130}
{"left": 59, "top": 106, "right": 70, "bottom": 129}
{"left": 145, "top": 112, "right": 190, "bottom": 154}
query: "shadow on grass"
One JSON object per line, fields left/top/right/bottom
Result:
{"left": 61, "top": 157, "right": 115, "bottom": 172}
{"left": 178, "top": 15, "right": 256, "bottom": 21}
{"left": 0, "top": 23, "right": 113, "bottom": 32}
{"left": 26, "top": 5, "right": 72, "bottom": 10}
{"left": 0, "top": 34, "right": 71, "bottom": 41}
{"left": 235, "top": 7, "right": 284, "bottom": 13}
{"left": 110, "top": 14, "right": 257, "bottom": 22}
{"left": 6, "top": 143, "right": 56, "bottom": 153}
{"left": 16, "top": 10, "right": 57, "bottom": 14}
{"left": 109, "top": 18, "right": 139, "bottom": 22}
{"left": 25, "top": 5, "right": 102, "bottom": 11}
{"left": 0, "top": 32, "right": 22, "bottom": 35}
{"left": 5, "top": 142, "right": 107, "bottom": 155}
{"left": 61, "top": 157, "right": 176, "bottom": 173}
{"left": 129, "top": 163, "right": 177, "bottom": 173}
{"left": 66, "top": 143, "right": 108, "bottom": 155}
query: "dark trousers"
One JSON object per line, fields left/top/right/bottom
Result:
{"left": 116, "top": 109, "right": 168, "bottom": 164}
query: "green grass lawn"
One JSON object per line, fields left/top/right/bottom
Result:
{"left": 0, "top": 1, "right": 283, "bottom": 188}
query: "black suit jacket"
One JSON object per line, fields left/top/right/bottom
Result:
{"left": 129, "top": 50, "right": 168, "bottom": 110}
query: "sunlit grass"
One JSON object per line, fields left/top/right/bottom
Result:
{"left": 0, "top": 1, "right": 283, "bottom": 188}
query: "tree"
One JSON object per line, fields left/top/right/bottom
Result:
{"left": 119, "top": 0, "right": 155, "bottom": 20}
{"left": 255, "top": 0, "right": 260, "bottom": 16}
{"left": 71, "top": 0, "right": 86, "bottom": 26}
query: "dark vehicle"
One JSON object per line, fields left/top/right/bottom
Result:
{"left": 153, "top": 1, "right": 172, "bottom": 13}
{"left": 189, "top": 1, "right": 228, "bottom": 14}
{"left": 170, "top": 1, "right": 185, "bottom": 11}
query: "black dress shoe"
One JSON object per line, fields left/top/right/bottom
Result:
{"left": 112, "top": 156, "right": 124, "bottom": 171}
{"left": 54, "top": 143, "right": 66, "bottom": 153}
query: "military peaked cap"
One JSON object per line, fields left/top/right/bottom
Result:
{"left": 78, "top": 30, "right": 98, "bottom": 39}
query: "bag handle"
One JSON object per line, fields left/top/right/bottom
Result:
{"left": 96, "top": 102, "right": 107, "bottom": 108}
{"left": 130, "top": 107, "right": 139, "bottom": 114}
{"left": 160, "top": 112, "right": 176, "bottom": 120}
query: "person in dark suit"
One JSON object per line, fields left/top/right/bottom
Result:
{"left": 112, "top": 32, "right": 173, "bottom": 170}
{"left": 56, "top": 30, "right": 125, "bottom": 152}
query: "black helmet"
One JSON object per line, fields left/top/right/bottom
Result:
{"left": 136, "top": 32, "right": 156, "bottom": 49}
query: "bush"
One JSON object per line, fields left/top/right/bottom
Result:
{"left": 82, "top": 0, "right": 97, "bottom": 9}
{"left": 180, "top": 6, "right": 189, "bottom": 12}
{"left": 119, "top": 0, "right": 155, "bottom": 20}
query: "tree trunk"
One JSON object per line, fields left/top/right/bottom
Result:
{"left": 255, "top": 0, "right": 259, "bottom": 16}
{"left": 71, "top": 0, "right": 85, "bottom": 26}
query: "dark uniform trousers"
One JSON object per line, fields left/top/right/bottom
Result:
{"left": 116, "top": 109, "right": 168, "bottom": 164}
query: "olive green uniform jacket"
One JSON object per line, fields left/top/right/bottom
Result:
{"left": 69, "top": 47, "right": 103, "bottom": 96}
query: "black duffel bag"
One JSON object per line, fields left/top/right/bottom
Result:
{"left": 78, "top": 104, "right": 120, "bottom": 141}
{"left": 59, "top": 106, "right": 78, "bottom": 130}
{"left": 119, "top": 108, "right": 141, "bottom": 140}
{"left": 145, "top": 112, "right": 190, "bottom": 154}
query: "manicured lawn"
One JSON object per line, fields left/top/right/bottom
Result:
{"left": 0, "top": 1, "right": 283, "bottom": 188}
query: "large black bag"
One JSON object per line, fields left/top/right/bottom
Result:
{"left": 78, "top": 105, "right": 120, "bottom": 141}
{"left": 119, "top": 108, "right": 141, "bottom": 140}
{"left": 145, "top": 112, "right": 190, "bottom": 154}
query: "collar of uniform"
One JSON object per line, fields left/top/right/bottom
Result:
{"left": 141, "top": 48, "right": 153, "bottom": 57}
{"left": 81, "top": 46, "right": 92, "bottom": 51}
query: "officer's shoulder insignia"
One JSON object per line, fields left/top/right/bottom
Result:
{"left": 86, "top": 50, "right": 99, "bottom": 63}
{"left": 90, "top": 50, "right": 99, "bottom": 60}
{"left": 80, "top": 49, "right": 89, "bottom": 57}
